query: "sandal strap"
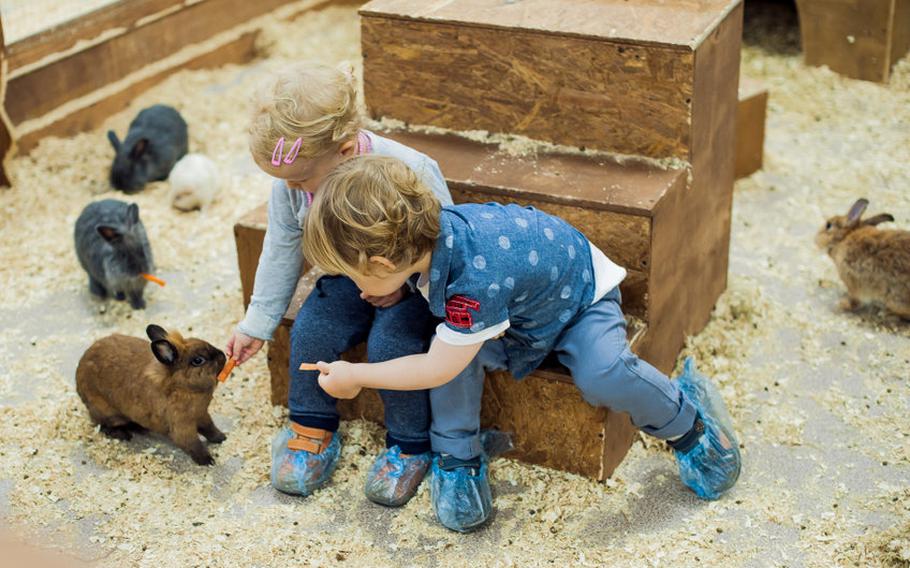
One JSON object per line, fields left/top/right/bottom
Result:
{"left": 287, "top": 423, "right": 333, "bottom": 454}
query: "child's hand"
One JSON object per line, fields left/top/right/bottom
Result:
{"left": 315, "top": 361, "right": 363, "bottom": 399}
{"left": 360, "top": 286, "right": 405, "bottom": 308}
{"left": 225, "top": 331, "right": 264, "bottom": 365}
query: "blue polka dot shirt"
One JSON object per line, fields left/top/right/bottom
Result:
{"left": 425, "top": 203, "right": 598, "bottom": 379}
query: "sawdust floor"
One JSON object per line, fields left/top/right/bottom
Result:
{"left": 1, "top": 4, "right": 909, "bottom": 567}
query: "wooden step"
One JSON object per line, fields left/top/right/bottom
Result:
{"left": 735, "top": 77, "right": 768, "bottom": 179}
{"left": 360, "top": 0, "right": 742, "bottom": 161}
{"left": 796, "top": 0, "right": 910, "bottom": 83}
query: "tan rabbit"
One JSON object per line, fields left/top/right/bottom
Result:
{"left": 816, "top": 198, "right": 910, "bottom": 318}
{"left": 76, "top": 324, "right": 227, "bottom": 465}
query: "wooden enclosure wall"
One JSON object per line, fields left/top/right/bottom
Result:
{"left": 0, "top": 16, "right": 12, "bottom": 187}
{"left": 3, "top": 0, "right": 336, "bottom": 154}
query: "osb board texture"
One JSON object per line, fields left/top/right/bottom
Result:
{"left": 450, "top": 186, "right": 651, "bottom": 271}
{"left": 735, "top": 84, "right": 767, "bottom": 179}
{"left": 15, "top": 32, "right": 260, "bottom": 153}
{"left": 384, "top": 130, "right": 684, "bottom": 217}
{"left": 6, "top": 0, "right": 292, "bottom": 124}
{"left": 5, "top": 0, "right": 183, "bottom": 71}
{"left": 641, "top": 5, "right": 741, "bottom": 375}
{"left": 360, "top": 0, "right": 739, "bottom": 48}
{"left": 480, "top": 370, "right": 610, "bottom": 479}
{"left": 452, "top": 187, "right": 650, "bottom": 321}
{"left": 361, "top": 16, "right": 695, "bottom": 160}
{"left": 795, "top": 0, "right": 895, "bottom": 82}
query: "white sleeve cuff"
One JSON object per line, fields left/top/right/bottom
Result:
{"left": 435, "top": 320, "right": 510, "bottom": 346}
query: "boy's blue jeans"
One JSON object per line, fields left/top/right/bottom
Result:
{"left": 289, "top": 275, "right": 434, "bottom": 454}
{"left": 429, "top": 286, "right": 698, "bottom": 459}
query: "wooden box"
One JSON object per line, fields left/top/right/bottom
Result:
{"left": 796, "top": 0, "right": 910, "bottom": 83}
{"left": 360, "top": 0, "right": 744, "bottom": 388}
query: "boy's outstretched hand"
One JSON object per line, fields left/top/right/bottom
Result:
{"left": 225, "top": 331, "right": 265, "bottom": 365}
{"left": 316, "top": 361, "right": 363, "bottom": 399}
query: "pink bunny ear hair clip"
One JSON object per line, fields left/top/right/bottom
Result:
{"left": 271, "top": 137, "right": 303, "bottom": 167}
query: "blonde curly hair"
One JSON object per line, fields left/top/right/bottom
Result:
{"left": 303, "top": 155, "right": 441, "bottom": 276}
{"left": 249, "top": 61, "right": 363, "bottom": 162}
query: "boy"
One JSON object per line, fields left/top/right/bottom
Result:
{"left": 303, "top": 155, "right": 742, "bottom": 532}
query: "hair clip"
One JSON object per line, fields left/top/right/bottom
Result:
{"left": 271, "top": 137, "right": 303, "bottom": 166}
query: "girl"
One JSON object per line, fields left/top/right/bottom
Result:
{"left": 226, "top": 62, "right": 453, "bottom": 506}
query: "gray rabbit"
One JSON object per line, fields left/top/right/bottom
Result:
{"left": 74, "top": 199, "right": 154, "bottom": 309}
{"left": 107, "top": 104, "right": 188, "bottom": 193}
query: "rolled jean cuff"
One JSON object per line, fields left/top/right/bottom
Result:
{"left": 640, "top": 390, "right": 698, "bottom": 440}
{"left": 289, "top": 413, "right": 339, "bottom": 433}
{"left": 387, "top": 433, "right": 431, "bottom": 455}
{"left": 430, "top": 430, "right": 483, "bottom": 461}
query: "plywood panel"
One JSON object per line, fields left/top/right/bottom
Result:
{"left": 735, "top": 77, "right": 768, "bottom": 179}
{"left": 362, "top": 16, "right": 694, "bottom": 159}
{"left": 796, "top": 0, "right": 897, "bottom": 82}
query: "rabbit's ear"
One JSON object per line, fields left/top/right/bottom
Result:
{"left": 126, "top": 203, "right": 140, "bottom": 226}
{"left": 96, "top": 225, "right": 122, "bottom": 242}
{"left": 846, "top": 198, "right": 869, "bottom": 225}
{"left": 151, "top": 339, "right": 178, "bottom": 366}
{"left": 107, "top": 131, "right": 121, "bottom": 150}
{"left": 863, "top": 213, "right": 895, "bottom": 226}
{"left": 147, "top": 325, "right": 168, "bottom": 342}
{"left": 130, "top": 139, "right": 148, "bottom": 160}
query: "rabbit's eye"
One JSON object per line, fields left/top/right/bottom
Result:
{"left": 190, "top": 356, "right": 207, "bottom": 367}
{"left": 825, "top": 221, "right": 833, "bottom": 230}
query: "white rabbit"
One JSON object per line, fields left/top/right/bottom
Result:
{"left": 169, "top": 153, "right": 220, "bottom": 211}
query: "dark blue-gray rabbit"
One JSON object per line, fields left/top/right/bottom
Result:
{"left": 75, "top": 199, "right": 154, "bottom": 310}
{"left": 107, "top": 104, "right": 188, "bottom": 193}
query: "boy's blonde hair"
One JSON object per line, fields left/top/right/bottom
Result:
{"left": 303, "top": 155, "right": 441, "bottom": 276}
{"left": 249, "top": 61, "right": 363, "bottom": 162}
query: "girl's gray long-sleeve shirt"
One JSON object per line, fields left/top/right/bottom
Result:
{"left": 237, "top": 131, "right": 453, "bottom": 341}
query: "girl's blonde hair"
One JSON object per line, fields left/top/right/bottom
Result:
{"left": 303, "top": 155, "right": 441, "bottom": 276}
{"left": 249, "top": 61, "right": 363, "bottom": 162}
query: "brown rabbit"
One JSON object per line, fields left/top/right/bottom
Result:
{"left": 76, "top": 324, "right": 227, "bottom": 465}
{"left": 816, "top": 198, "right": 910, "bottom": 318}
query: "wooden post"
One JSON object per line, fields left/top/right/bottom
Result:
{"left": 0, "top": 15, "right": 13, "bottom": 188}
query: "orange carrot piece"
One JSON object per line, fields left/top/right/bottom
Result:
{"left": 141, "top": 273, "right": 166, "bottom": 287}
{"left": 298, "top": 363, "right": 321, "bottom": 371}
{"left": 217, "top": 358, "right": 236, "bottom": 383}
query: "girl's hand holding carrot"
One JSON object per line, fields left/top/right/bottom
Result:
{"left": 225, "top": 331, "right": 264, "bottom": 365}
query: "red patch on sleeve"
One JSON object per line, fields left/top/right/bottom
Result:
{"left": 445, "top": 295, "right": 481, "bottom": 329}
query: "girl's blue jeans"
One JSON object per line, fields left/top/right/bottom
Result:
{"left": 288, "top": 275, "right": 434, "bottom": 454}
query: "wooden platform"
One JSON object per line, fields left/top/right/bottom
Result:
{"left": 735, "top": 77, "right": 768, "bottom": 179}
{"left": 796, "top": 0, "right": 910, "bottom": 83}
{"left": 234, "top": 130, "right": 693, "bottom": 479}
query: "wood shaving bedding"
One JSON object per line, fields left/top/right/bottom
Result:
{"left": 1, "top": 3, "right": 909, "bottom": 566}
